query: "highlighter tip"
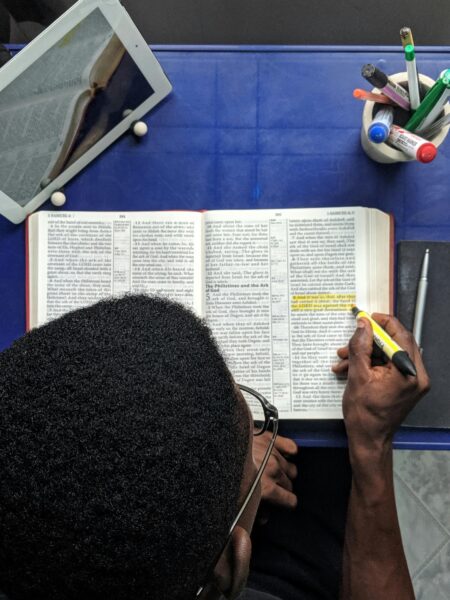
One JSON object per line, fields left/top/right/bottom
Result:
{"left": 403, "top": 362, "right": 417, "bottom": 377}
{"left": 393, "top": 351, "right": 417, "bottom": 377}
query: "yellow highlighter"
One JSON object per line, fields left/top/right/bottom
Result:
{"left": 352, "top": 306, "right": 417, "bottom": 377}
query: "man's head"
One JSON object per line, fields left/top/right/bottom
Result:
{"left": 0, "top": 295, "right": 255, "bottom": 600}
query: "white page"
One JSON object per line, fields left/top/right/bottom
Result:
{"left": 33, "top": 211, "right": 204, "bottom": 327}
{"left": 205, "top": 207, "right": 384, "bottom": 419}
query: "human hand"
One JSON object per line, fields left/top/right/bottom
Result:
{"left": 332, "top": 313, "right": 430, "bottom": 451}
{"left": 253, "top": 432, "right": 298, "bottom": 511}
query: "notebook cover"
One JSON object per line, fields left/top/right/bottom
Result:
{"left": 397, "top": 241, "right": 450, "bottom": 428}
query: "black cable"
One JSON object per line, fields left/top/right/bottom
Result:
{"left": 0, "top": 0, "right": 44, "bottom": 24}
{"left": 0, "top": 44, "right": 11, "bottom": 67}
{"left": 0, "top": 2, "right": 10, "bottom": 42}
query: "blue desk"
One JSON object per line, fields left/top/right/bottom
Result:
{"left": 1, "top": 45, "right": 449, "bottom": 448}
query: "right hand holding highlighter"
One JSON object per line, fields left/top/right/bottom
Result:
{"left": 332, "top": 313, "right": 430, "bottom": 448}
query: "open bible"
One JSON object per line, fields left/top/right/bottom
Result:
{"left": 27, "top": 207, "right": 393, "bottom": 419}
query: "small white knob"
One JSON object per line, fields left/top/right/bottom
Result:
{"left": 133, "top": 121, "right": 148, "bottom": 137}
{"left": 51, "top": 191, "right": 66, "bottom": 207}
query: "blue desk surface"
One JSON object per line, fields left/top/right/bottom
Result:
{"left": 1, "top": 45, "right": 449, "bottom": 449}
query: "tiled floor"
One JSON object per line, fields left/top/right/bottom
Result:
{"left": 394, "top": 451, "right": 450, "bottom": 599}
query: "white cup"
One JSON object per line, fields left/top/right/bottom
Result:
{"left": 361, "top": 72, "right": 450, "bottom": 163}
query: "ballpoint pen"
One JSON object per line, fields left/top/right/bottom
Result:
{"left": 419, "top": 113, "right": 450, "bottom": 139}
{"left": 413, "top": 248, "right": 430, "bottom": 350}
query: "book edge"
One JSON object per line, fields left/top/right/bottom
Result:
{"left": 25, "top": 215, "right": 30, "bottom": 332}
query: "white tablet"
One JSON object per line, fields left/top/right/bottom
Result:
{"left": 0, "top": 0, "right": 172, "bottom": 224}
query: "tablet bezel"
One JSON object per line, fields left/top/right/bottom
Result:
{"left": 0, "top": 0, "right": 172, "bottom": 224}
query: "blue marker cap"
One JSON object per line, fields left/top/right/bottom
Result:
{"left": 368, "top": 122, "right": 389, "bottom": 143}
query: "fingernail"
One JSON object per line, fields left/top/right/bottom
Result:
{"left": 357, "top": 319, "right": 365, "bottom": 328}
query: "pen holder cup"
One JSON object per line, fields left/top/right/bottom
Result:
{"left": 361, "top": 72, "right": 450, "bottom": 163}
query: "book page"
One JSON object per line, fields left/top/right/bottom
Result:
{"left": 205, "top": 207, "right": 386, "bottom": 419}
{"left": 0, "top": 9, "right": 116, "bottom": 206}
{"left": 31, "top": 211, "right": 203, "bottom": 328}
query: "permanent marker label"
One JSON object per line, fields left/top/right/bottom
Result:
{"left": 388, "top": 125, "right": 437, "bottom": 162}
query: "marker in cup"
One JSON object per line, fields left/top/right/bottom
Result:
{"left": 368, "top": 106, "right": 394, "bottom": 143}
{"left": 405, "top": 69, "right": 450, "bottom": 131}
{"left": 353, "top": 88, "right": 395, "bottom": 105}
{"left": 388, "top": 124, "right": 437, "bottom": 162}
{"left": 361, "top": 64, "right": 410, "bottom": 110}
{"left": 405, "top": 45, "right": 420, "bottom": 110}
{"left": 419, "top": 113, "right": 450, "bottom": 138}
{"left": 417, "top": 87, "right": 450, "bottom": 133}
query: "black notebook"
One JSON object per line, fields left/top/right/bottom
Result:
{"left": 397, "top": 241, "right": 450, "bottom": 428}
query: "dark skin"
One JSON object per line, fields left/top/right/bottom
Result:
{"left": 334, "top": 314, "right": 429, "bottom": 600}
{"left": 200, "top": 395, "right": 260, "bottom": 600}
{"left": 253, "top": 433, "right": 298, "bottom": 514}
{"left": 252, "top": 313, "right": 430, "bottom": 599}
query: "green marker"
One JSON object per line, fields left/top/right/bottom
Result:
{"left": 405, "top": 69, "right": 450, "bottom": 132}
{"left": 405, "top": 45, "right": 420, "bottom": 110}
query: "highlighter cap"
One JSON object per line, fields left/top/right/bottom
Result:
{"left": 416, "top": 142, "right": 437, "bottom": 163}
{"left": 368, "top": 122, "right": 389, "bottom": 143}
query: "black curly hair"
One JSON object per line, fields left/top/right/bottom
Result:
{"left": 0, "top": 295, "right": 249, "bottom": 600}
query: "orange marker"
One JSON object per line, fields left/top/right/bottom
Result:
{"left": 353, "top": 88, "right": 396, "bottom": 105}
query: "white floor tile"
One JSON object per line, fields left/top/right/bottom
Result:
{"left": 394, "top": 450, "right": 450, "bottom": 599}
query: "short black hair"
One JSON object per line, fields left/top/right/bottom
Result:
{"left": 0, "top": 295, "right": 249, "bottom": 600}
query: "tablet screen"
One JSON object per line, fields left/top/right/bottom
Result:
{"left": 0, "top": 0, "right": 171, "bottom": 223}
